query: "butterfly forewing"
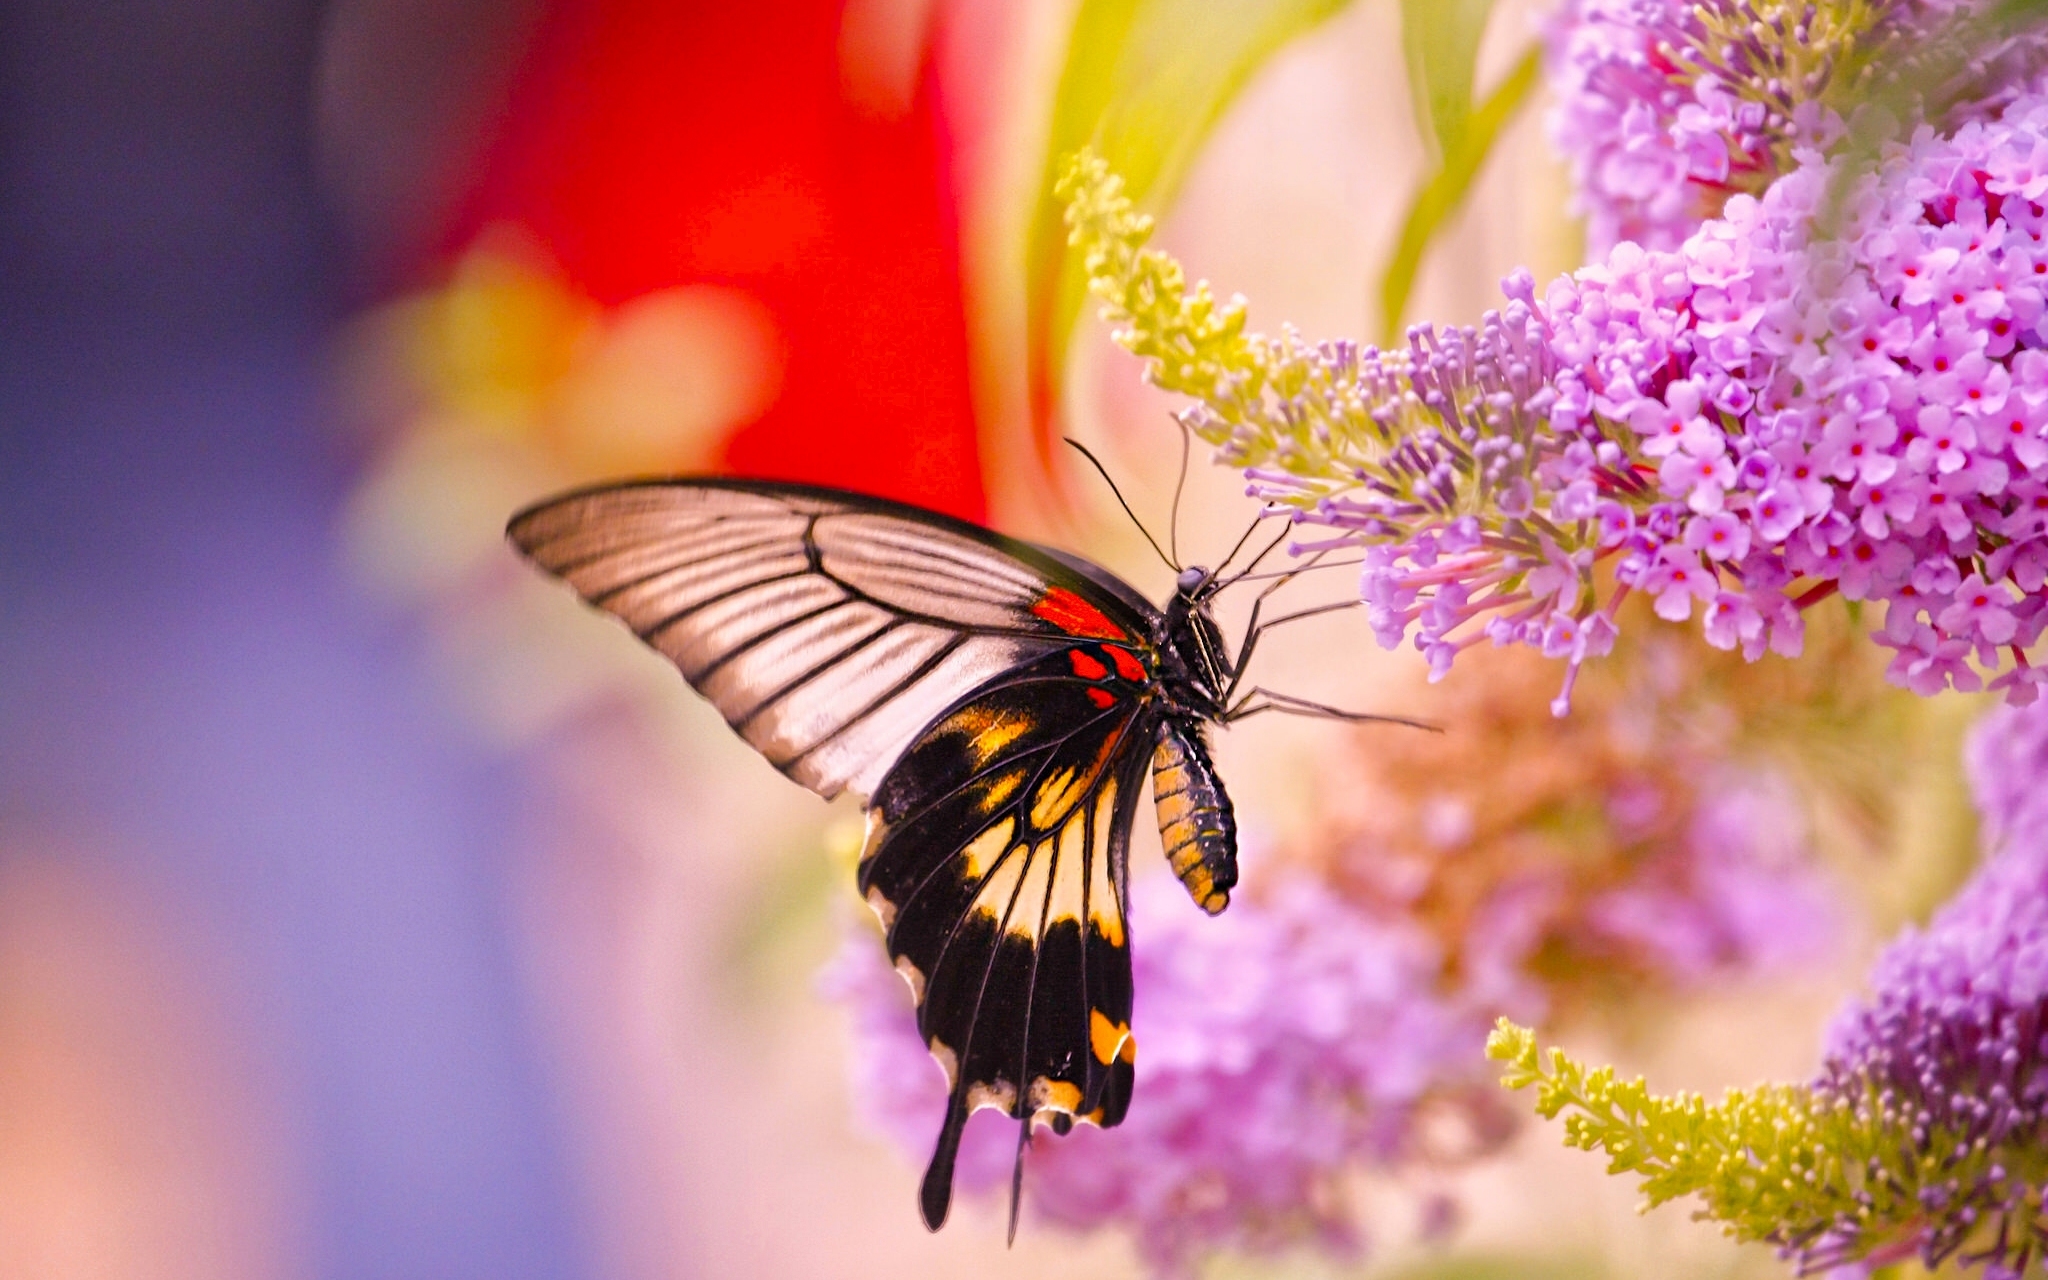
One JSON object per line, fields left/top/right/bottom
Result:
{"left": 507, "top": 480, "right": 1147, "bottom": 799}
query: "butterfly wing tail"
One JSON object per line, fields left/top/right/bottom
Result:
{"left": 919, "top": 1094, "right": 970, "bottom": 1230}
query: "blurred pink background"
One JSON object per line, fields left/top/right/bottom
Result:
{"left": 1, "top": 2, "right": 1865, "bottom": 1278}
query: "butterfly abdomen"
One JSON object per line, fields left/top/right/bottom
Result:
{"left": 1150, "top": 722, "right": 1237, "bottom": 915}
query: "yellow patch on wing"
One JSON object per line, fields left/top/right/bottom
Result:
{"left": 1007, "top": 841, "right": 1054, "bottom": 940}
{"left": 977, "top": 766, "right": 1026, "bottom": 814}
{"left": 1030, "top": 723, "right": 1128, "bottom": 832}
{"left": 930, "top": 1037, "right": 959, "bottom": 1089}
{"left": 970, "top": 839, "right": 1028, "bottom": 922}
{"left": 1029, "top": 766, "right": 1083, "bottom": 829}
{"left": 1045, "top": 812, "right": 1087, "bottom": 926}
{"left": 966, "top": 1078, "right": 1018, "bottom": 1115}
{"left": 1029, "top": 1077, "right": 1082, "bottom": 1113}
{"left": 1087, "top": 788, "right": 1124, "bottom": 946}
{"left": 960, "top": 818, "right": 1015, "bottom": 880}
{"left": 858, "top": 807, "right": 890, "bottom": 862}
{"left": 1091, "top": 778, "right": 1118, "bottom": 852}
{"left": 938, "top": 703, "right": 1032, "bottom": 766}
{"left": 1089, "top": 1009, "right": 1136, "bottom": 1066}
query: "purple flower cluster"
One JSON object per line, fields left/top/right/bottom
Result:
{"left": 1804, "top": 700, "right": 2048, "bottom": 1275}
{"left": 820, "top": 870, "right": 1513, "bottom": 1274}
{"left": 1233, "top": 89, "right": 2048, "bottom": 711}
{"left": 1581, "top": 769, "right": 1842, "bottom": 981}
{"left": 1566, "top": 101, "right": 2048, "bottom": 705}
{"left": 1546, "top": 0, "right": 1773, "bottom": 253}
{"left": 1963, "top": 675, "right": 2048, "bottom": 840}
{"left": 1543, "top": 0, "right": 2023, "bottom": 255}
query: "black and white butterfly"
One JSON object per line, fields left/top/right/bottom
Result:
{"left": 507, "top": 472, "right": 1409, "bottom": 1236}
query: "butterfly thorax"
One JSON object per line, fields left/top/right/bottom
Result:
{"left": 1153, "top": 575, "right": 1232, "bottom": 721}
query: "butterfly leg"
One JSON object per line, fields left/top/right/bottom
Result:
{"left": 1225, "top": 685, "right": 1439, "bottom": 729}
{"left": 1222, "top": 598, "right": 1366, "bottom": 703}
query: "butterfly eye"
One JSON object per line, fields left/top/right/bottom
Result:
{"left": 1177, "top": 566, "right": 1207, "bottom": 593}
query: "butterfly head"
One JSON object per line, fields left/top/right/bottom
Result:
{"left": 1178, "top": 565, "right": 1234, "bottom": 609}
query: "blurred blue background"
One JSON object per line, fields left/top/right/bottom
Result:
{"left": 0, "top": 2, "right": 588, "bottom": 1274}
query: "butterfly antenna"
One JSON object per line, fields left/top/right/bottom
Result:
{"left": 1007, "top": 1120, "right": 1031, "bottom": 1246}
{"left": 1168, "top": 418, "right": 1192, "bottom": 568}
{"left": 1228, "top": 557, "right": 1365, "bottom": 582}
{"left": 1064, "top": 438, "right": 1179, "bottom": 572}
{"left": 1232, "top": 546, "right": 1338, "bottom": 600}
{"left": 1214, "top": 524, "right": 1295, "bottom": 589}
{"left": 1207, "top": 511, "right": 1278, "bottom": 584}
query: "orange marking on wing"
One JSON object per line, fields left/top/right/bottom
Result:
{"left": 1087, "top": 687, "right": 1116, "bottom": 709}
{"left": 1107, "top": 646, "right": 1147, "bottom": 682}
{"left": 1068, "top": 649, "right": 1109, "bottom": 680}
{"left": 1089, "top": 1009, "right": 1136, "bottom": 1066}
{"left": 1031, "top": 587, "right": 1126, "bottom": 640}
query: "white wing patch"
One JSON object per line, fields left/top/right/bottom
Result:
{"left": 508, "top": 481, "right": 1103, "bottom": 800}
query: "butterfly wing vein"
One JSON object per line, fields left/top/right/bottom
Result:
{"left": 507, "top": 481, "right": 1143, "bottom": 799}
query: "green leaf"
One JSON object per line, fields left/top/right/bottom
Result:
{"left": 1376, "top": 42, "right": 1540, "bottom": 344}
{"left": 1023, "top": 0, "right": 1354, "bottom": 478}
{"left": 1400, "top": 0, "right": 1496, "bottom": 160}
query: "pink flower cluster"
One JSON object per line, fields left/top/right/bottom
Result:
{"left": 821, "top": 871, "right": 1513, "bottom": 1275}
{"left": 1546, "top": 0, "right": 1767, "bottom": 253}
{"left": 1544, "top": 0, "right": 1986, "bottom": 255}
{"left": 1346, "top": 90, "right": 2048, "bottom": 708}
{"left": 1579, "top": 770, "right": 1842, "bottom": 980}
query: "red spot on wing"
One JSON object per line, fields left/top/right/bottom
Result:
{"left": 1086, "top": 687, "right": 1117, "bottom": 709}
{"left": 1031, "top": 587, "right": 1126, "bottom": 640}
{"left": 1068, "top": 649, "right": 1110, "bottom": 680}
{"left": 1107, "top": 646, "right": 1148, "bottom": 683}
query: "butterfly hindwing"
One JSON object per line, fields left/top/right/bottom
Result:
{"left": 856, "top": 644, "right": 1157, "bottom": 1228}
{"left": 506, "top": 479, "right": 1152, "bottom": 800}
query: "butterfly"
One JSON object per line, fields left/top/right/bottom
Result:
{"left": 507, "top": 472, "right": 1411, "bottom": 1237}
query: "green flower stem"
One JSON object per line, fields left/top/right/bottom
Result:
{"left": 1486, "top": 1018, "right": 2048, "bottom": 1270}
{"left": 1056, "top": 148, "right": 1561, "bottom": 529}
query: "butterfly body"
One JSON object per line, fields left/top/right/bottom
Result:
{"left": 507, "top": 477, "right": 1242, "bottom": 1232}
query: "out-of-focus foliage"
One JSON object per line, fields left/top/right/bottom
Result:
{"left": 1027, "top": 0, "right": 1541, "bottom": 471}
{"left": 1400, "top": 0, "right": 1495, "bottom": 162}
{"left": 1381, "top": 0, "right": 1542, "bottom": 341}
{"left": 1377, "top": 45, "right": 1539, "bottom": 342}
{"left": 1025, "top": 0, "right": 1352, "bottom": 476}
